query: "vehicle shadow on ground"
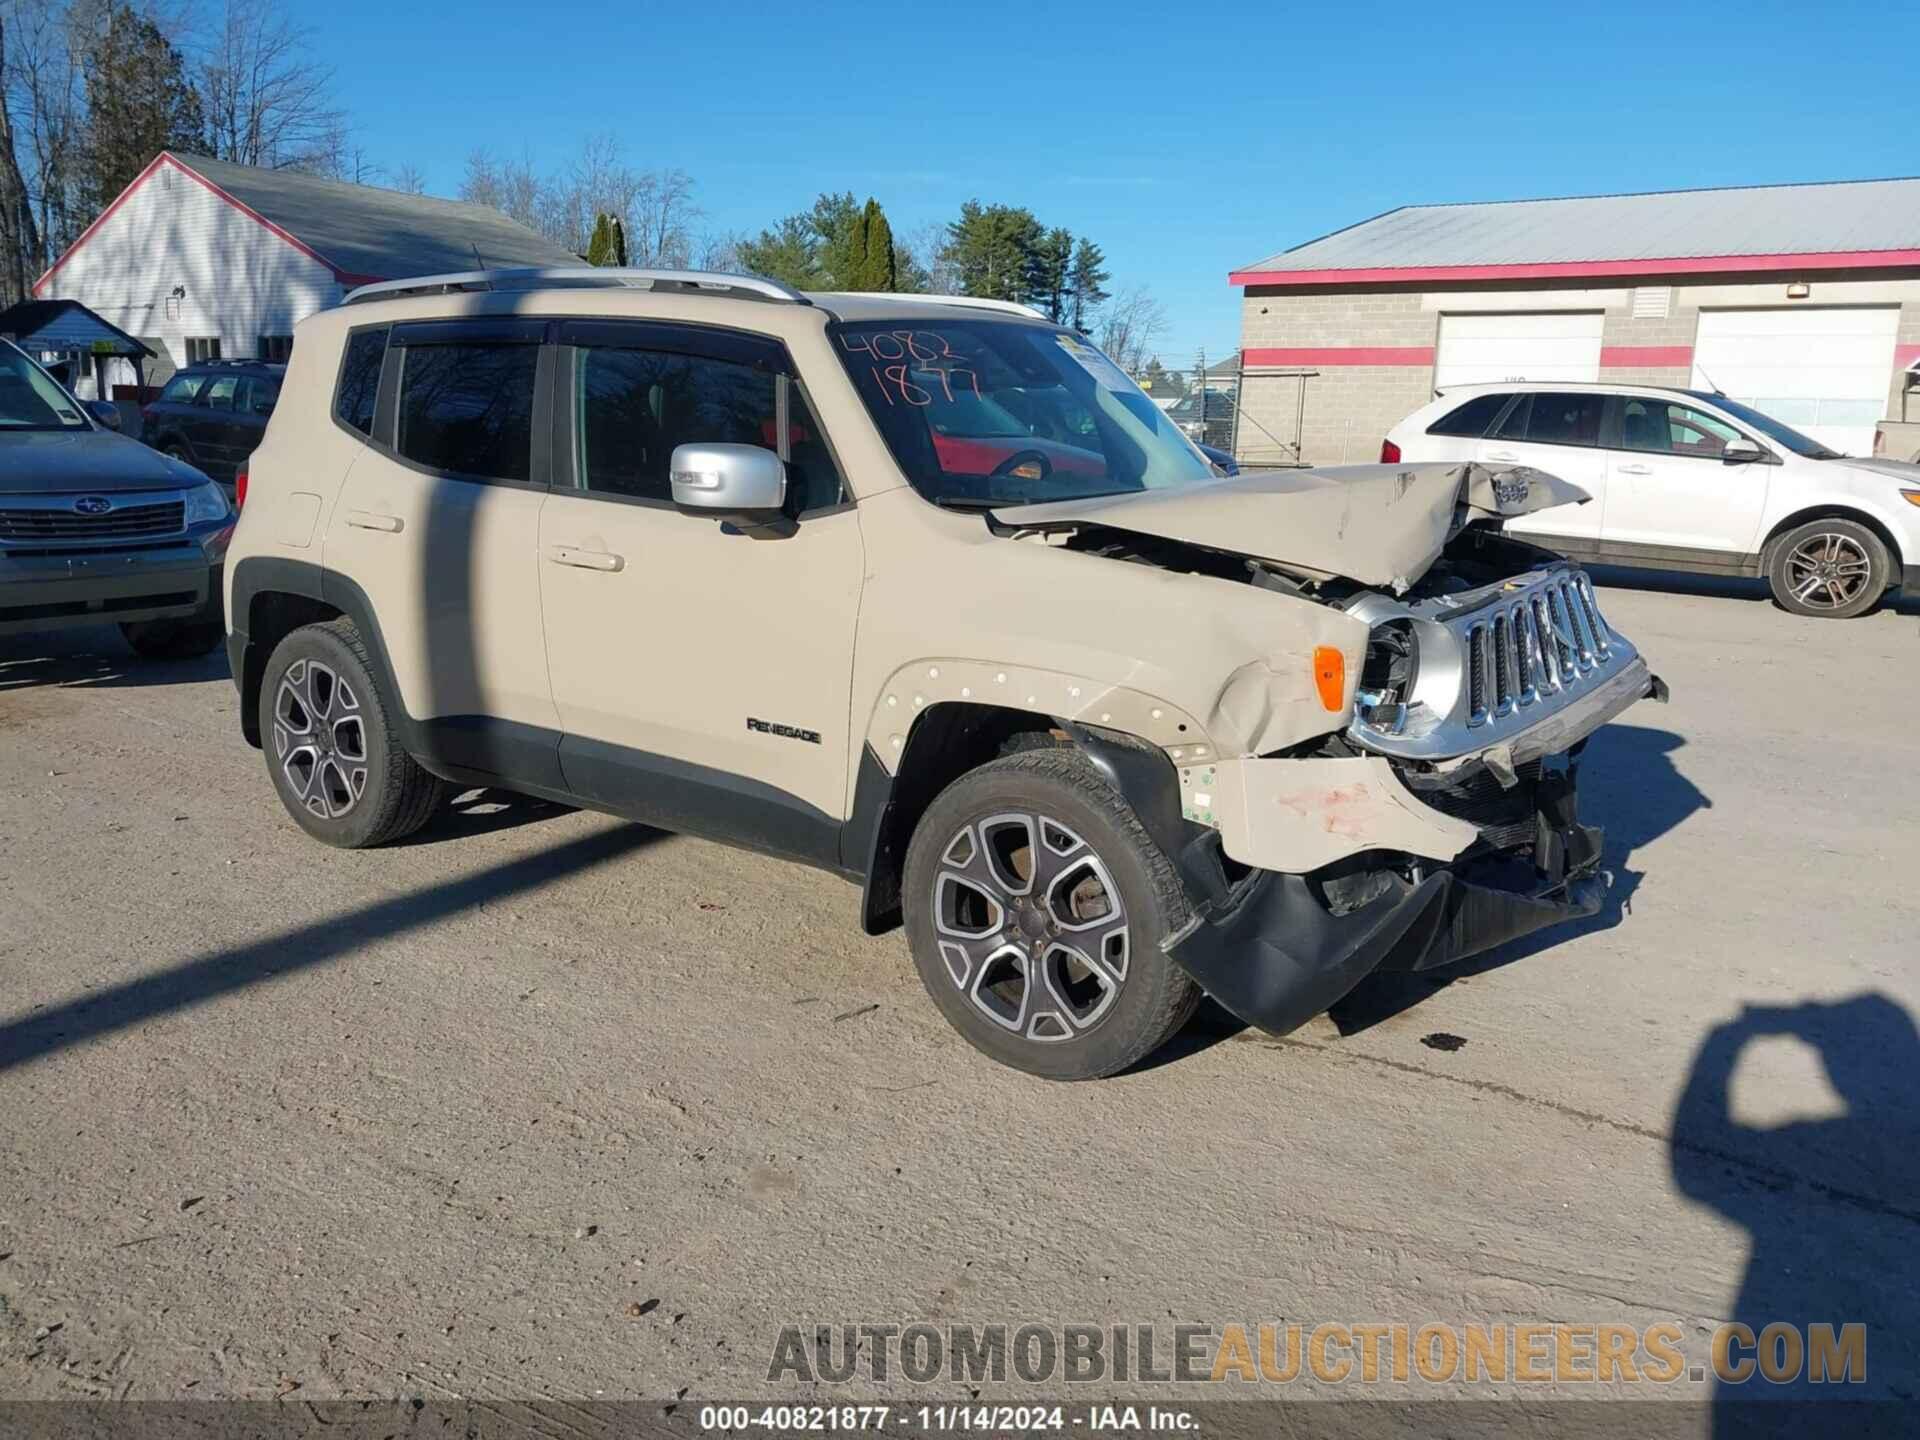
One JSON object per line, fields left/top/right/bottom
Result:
{"left": 1327, "top": 722, "right": 1708, "bottom": 1036}
{"left": 0, "top": 626, "right": 229, "bottom": 692}
{"left": 1586, "top": 563, "right": 1920, "bottom": 618}
{"left": 0, "top": 822, "right": 662, "bottom": 1075}
{"left": 393, "top": 786, "right": 579, "bottom": 845}
{"left": 1670, "top": 994, "right": 1920, "bottom": 1431}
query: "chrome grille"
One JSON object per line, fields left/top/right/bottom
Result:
{"left": 0, "top": 500, "right": 185, "bottom": 542}
{"left": 1346, "top": 565, "right": 1645, "bottom": 763}
{"left": 1463, "top": 573, "right": 1613, "bottom": 728}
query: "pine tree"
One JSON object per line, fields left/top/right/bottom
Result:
{"left": 942, "top": 201, "right": 1044, "bottom": 303}
{"left": 585, "top": 212, "right": 616, "bottom": 266}
{"left": 1030, "top": 228, "right": 1073, "bottom": 322}
{"left": 80, "top": 4, "right": 205, "bottom": 215}
{"left": 609, "top": 215, "right": 629, "bottom": 266}
{"left": 814, "top": 191, "right": 864, "bottom": 289}
{"left": 857, "top": 198, "right": 897, "bottom": 291}
{"left": 1068, "top": 238, "right": 1111, "bottom": 331}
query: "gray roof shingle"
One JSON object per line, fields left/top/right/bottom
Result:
{"left": 1233, "top": 177, "right": 1920, "bottom": 277}
{"left": 171, "top": 152, "right": 581, "bottom": 281}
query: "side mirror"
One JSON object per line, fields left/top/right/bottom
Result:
{"left": 1722, "top": 437, "right": 1765, "bottom": 464}
{"left": 85, "top": 400, "right": 122, "bottom": 431}
{"left": 670, "top": 443, "right": 789, "bottom": 531}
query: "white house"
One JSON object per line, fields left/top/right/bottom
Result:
{"left": 32, "top": 150, "right": 579, "bottom": 393}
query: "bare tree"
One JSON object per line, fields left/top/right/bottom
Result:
{"left": 198, "top": 1, "right": 339, "bottom": 169}
{"left": 2, "top": 0, "right": 89, "bottom": 277}
{"left": 389, "top": 160, "right": 427, "bottom": 195}
{"left": 691, "top": 231, "right": 739, "bottom": 274}
{"left": 897, "top": 219, "right": 959, "bottom": 294}
{"left": 458, "top": 147, "right": 542, "bottom": 231}
{"left": 1095, "top": 284, "right": 1168, "bottom": 372}
{"left": 0, "top": 11, "right": 45, "bottom": 301}
{"left": 626, "top": 166, "right": 697, "bottom": 268}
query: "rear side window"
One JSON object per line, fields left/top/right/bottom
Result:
{"left": 241, "top": 375, "right": 280, "bottom": 417}
{"left": 334, "top": 327, "right": 388, "bottom": 437}
{"left": 159, "top": 374, "right": 204, "bottom": 404}
{"left": 1496, "top": 391, "right": 1603, "bottom": 446}
{"left": 397, "top": 342, "right": 538, "bottom": 482}
{"left": 1427, "top": 393, "right": 1509, "bottom": 437}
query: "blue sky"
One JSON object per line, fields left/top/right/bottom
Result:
{"left": 317, "top": 0, "right": 1916, "bottom": 366}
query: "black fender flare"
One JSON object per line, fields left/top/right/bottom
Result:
{"left": 1057, "top": 721, "right": 1230, "bottom": 910}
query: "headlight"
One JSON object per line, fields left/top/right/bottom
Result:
{"left": 182, "top": 480, "right": 230, "bottom": 526}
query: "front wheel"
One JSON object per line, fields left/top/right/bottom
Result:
{"left": 1765, "top": 518, "right": 1889, "bottom": 619}
{"left": 901, "top": 747, "right": 1199, "bottom": 1080}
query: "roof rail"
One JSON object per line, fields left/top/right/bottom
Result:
{"left": 828, "top": 292, "right": 1048, "bottom": 321}
{"left": 342, "top": 267, "right": 811, "bottom": 307}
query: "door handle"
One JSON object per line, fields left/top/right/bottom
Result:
{"left": 1615, "top": 463, "right": 1654, "bottom": 476}
{"left": 1484, "top": 450, "right": 1520, "bottom": 462}
{"left": 546, "top": 545, "right": 624, "bottom": 573}
{"left": 344, "top": 509, "right": 403, "bottom": 533}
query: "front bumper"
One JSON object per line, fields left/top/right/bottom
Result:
{"left": 0, "top": 541, "right": 223, "bottom": 636}
{"left": 1165, "top": 760, "right": 1607, "bottom": 1035}
{"left": 1902, "top": 564, "right": 1920, "bottom": 601}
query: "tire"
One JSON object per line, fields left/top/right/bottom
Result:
{"left": 901, "top": 747, "right": 1200, "bottom": 1080}
{"left": 1765, "top": 518, "right": 1890, "bottom": 619}
{"left": 259, "top": 618, "right": 443, "bottom": 848}
{"left": 119, "top": 618, "right": 223, "bottom": 659}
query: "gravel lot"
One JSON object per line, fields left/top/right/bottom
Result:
{"left": 2, "top": 574, "right": 1916, "bottom": 1421}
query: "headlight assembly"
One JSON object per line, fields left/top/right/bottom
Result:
{"left": 182, "top": 480, "right": 231, "bottom": 526}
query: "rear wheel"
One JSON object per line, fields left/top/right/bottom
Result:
{"left": 260, "top": 618, "right": 443, "bottom": 847}
{"left": 902, "top": 748, "right": 1199, "bottom": 1080}
{"left": 1766, "top": 518, "right": 1889, "bottom": 619}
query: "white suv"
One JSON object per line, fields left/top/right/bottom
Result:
{"left": 1385, "top": 383, "right": 1920, "bottom": 619}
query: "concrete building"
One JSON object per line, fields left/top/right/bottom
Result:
{"left": 1229, "top": 178, "right": 1920, "bottom": 465}
{"left": 32, "top": 151, "right": 578, "bottom": 392}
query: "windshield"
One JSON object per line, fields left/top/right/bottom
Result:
{"left": 832, "top": 320, "right": 1216, "bottom": 505}
{"left": 1686, "top": 391, "right": 1841, "bottom": 459}
{"left": 0, "top": 344, "right": 90, "bottom": 430}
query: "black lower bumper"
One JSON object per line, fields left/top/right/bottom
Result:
{"left": 0, "top": 544, "right": 221, "bottom": 637}
{"left": 1902, "top": 564, "right": 1920, "bottom": 601}
{"left": 1164, "top": 764, "right": 1606, "bottom": 1035}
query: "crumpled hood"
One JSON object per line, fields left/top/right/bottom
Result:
{"left": 994, "top": 462, "right": 1589, "bottom": 590}
{"left": 0, "top": 429, "right": 207, "bottom": 494}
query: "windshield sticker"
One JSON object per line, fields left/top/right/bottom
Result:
{"left": 1054, "top": 334, "right": 1134, "bottom": 392}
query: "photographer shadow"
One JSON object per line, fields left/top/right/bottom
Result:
{"left": 1671, "top": 996, "right": 1920, "bottom": 1435}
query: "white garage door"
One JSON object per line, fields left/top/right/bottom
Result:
{"left": 1434, "top": 312, "right": 1604, "bottom": 390}
{"left": 1691, "top": 308, "right": 1898, "bottom": 456}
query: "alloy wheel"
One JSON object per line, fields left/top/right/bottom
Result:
{"left": 271, "top": 658, "right": 368, "bottom": 819}
{"left": 1784, "top": 532, "right": 1874, "bottom": 611}
{"left": 932, "top": 812, "right": 1130, "bottom": 1043}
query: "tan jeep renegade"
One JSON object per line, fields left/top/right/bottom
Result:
{"left": 225, "top": 268, "right": 1664, "bottom": 1080}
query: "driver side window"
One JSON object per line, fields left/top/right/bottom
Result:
{"left": 573, "top": 346, "right": 845, "bottom": 513}
{"left": 1620, "top": 398, "right": 1743, "bottom": 458}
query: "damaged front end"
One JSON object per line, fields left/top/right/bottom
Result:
{"left": 1159, "top": 528, "right": 1666, "bottom": 1035}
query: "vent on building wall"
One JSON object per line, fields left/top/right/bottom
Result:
{"left": 1632, "top": 286, "right": 1672, "bottom": 320}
